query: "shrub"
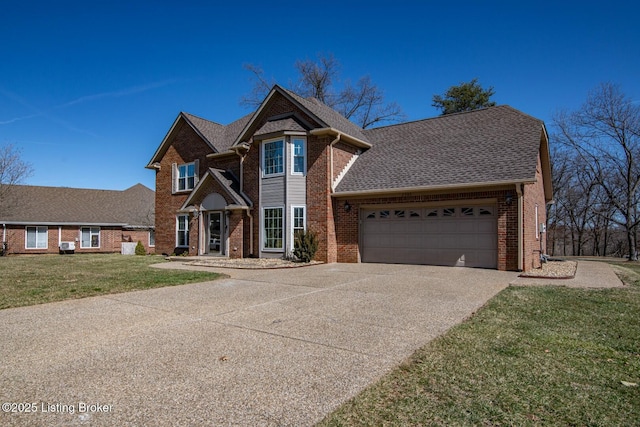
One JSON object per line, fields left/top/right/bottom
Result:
{"left": 293, "top": 230, "right": 318, "bottom": 263}
{"left": 135, "top": 241, "right": 146, "bottom": 256}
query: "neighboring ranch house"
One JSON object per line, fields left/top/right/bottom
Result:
{"left": 147, "top": 85, "right": 552, "bottom": 271}
{"left": 1, "top": 184, "right": 155, "bottom": 255}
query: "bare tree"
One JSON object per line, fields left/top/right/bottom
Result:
{"left": 0, "top": 143, "right": 33, "bottom": 218}
{"left": 554, "top": 83, "right": 640, "bottom": 260}
{"left": 241, "top": 53, "right": 404, "bottom": 129}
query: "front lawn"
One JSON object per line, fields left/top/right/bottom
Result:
{"left": 0, "top": 254, "right": 225, "bottom": 309}
{"left": 319, "top": 263, "right": 640, "bottom": 426}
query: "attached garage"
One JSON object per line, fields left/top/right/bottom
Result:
{"left": 361, "top": 204, "right": 498, "bottom": 268}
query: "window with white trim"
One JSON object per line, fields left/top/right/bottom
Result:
{"left": 26, "top": 226, "right": 47, "bottom": 249}
{"left": 177, "top": 162, "right": 196, "bottom": 191}
{"left": 292, "top": 138, "right": 306, "bottom": 174}
{"left": 535, "top": 204, "right": 539, "bottom": 240}
{"left": 81, "top": 227, "right": 100, "bottom": 248}
{"left": 293, "top": 206, "right": 306, "bottom": 235}
{"left": 263, "top": 139, "right": 284, "bottom": 176}
{"left": 149, "top": 229, "right": 155, "bottom": 247}
{"left": 263, "top": 207, "right": 283, "bottom": 250}
{"left": 177, "top": 215, "right": 189, "bottom": 247}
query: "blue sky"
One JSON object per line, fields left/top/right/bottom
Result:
{"left": 1, "top": 1, "right": 638, "bottom": 191}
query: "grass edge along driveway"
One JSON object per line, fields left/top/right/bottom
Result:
{"left": 318, "top": 262, "right": 640, "bottom": 426}
{"left": 0, "top": 254, "right": 225, "bottom": 309}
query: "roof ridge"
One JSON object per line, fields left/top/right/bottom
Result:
{"left": 182, "top": 111, "right": 224, "bottom": 127}
{"left": 363, "top": 105, "right": 515, "bottom": 133}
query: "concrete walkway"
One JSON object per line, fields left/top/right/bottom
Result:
{"left": 1, "top": 263, "right": 516, "bottom": 426}
{"left": 510, "top": 260, "right": 624, "bottom": 288}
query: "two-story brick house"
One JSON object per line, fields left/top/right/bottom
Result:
{"left": 147, "top": 85, "right": 552, "bottom": 271}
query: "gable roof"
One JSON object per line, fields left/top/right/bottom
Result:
{"left": 336, "top": 106, "right": 550, "bottom": 197}
{"left": 181, "top": 168, "right": 251, "bottom": 211}
{"left": 146, "top": 112, "right": 253, "bottom": 167}
{"left": 232, "top": 85, "right": 371, "bottom": 148}
{"left": 0, "top": 184, "right": 155, "bottom": 227}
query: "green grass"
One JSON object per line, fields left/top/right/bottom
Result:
{"left": 319, "top": 262, "right": 640, "bottom": 426}
{"left": 0, "top": 254, "right": 225, "bottom": 309}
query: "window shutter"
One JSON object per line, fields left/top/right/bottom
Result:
{"left": 194, "top": 159, "right": 200, "bottom": 187}
{"left": 171, "top": 163, "right": 177, "bottom": 194}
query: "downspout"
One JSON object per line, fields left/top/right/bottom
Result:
{"left": 516, "top": 184, "right": 523, "bottom": 271}
{"left": 329, "top": 133, "right": 342, "bottom": 191}
{"left": 234, "top": 145, "right": 254, "bottom": 256}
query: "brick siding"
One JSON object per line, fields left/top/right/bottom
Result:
{"left": 2, "top": 225, "right": 154, "bottom": 255}
{"left": 522, "top": 153, "right": 548, "bottom": 270}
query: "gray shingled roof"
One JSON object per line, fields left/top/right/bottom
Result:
{"left": 254, "top": 117, "right": 308, "bottom": 137}
{"left": 282, "top": 88, "right": 370, "bottom": 143}
{"left": 0, "top": 184, "right": 155, "bottom": 227}
{"left": 336, "top": 106, "right": 544, "bottom": 194}
{"left": 183, "top": 112, "right": 253, "bottom": 153}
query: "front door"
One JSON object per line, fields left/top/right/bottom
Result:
{"left": 208, "top": 211, "right": 223, "bottom": 255}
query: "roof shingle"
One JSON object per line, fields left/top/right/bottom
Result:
{"left": 336, "top": 106, "right": 545, "bottom": 193}
{"left": 0, "top": 183, "right": 155, "bottom": 227}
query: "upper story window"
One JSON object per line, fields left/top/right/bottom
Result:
{"left": 292, "top": 138, "right": 306, "bottom": 174}
{"left": 177, "top": 162, "right": 196, "bottom": 191}
{"left": 263, "top": 139, "right": 284, "bottom": 176}
{"left": 172, "top": 161, "right": 199, "bottom": 193}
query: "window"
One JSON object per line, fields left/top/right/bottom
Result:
{"left": 263, "top": 207, "right": 283, "bottom": 250}
{"left": 177, "top": 215, "right": 189, "bottom": 247}
{"left": 177, "top": 162, "right": 196, "bottom": 191}
{"left": 479, "top": 207, "right": 493, "bottom": 216}
{"left": 263, "top": 139, "right": 284, "bottom": 176}
{"left": 149, "top": 229, "right": 155, "bottom": 247}
{"left": 81, "top": 227, "right": 100, "bottom": 248}
{"left": 26, "top": 226, "right": 47, "bottom": 249}
{"left": 443, "top": 208, "right": 456, "bottom": 217}
{"left": 426, "top": 209, "right": 439, "bottom": 217}
{"left": 409, "top": 210, "right": 421, "bottom": 218}
{"left": 379, "top": 210, "right": 390, "bottom": 218}
{"left": 293, "top": 206, "right": 306, "bottom": 234}
{"left": 535, "top": 204, "right": 539, "bottom": 240}
{"left": 366, "top": 211, "right": 376, "bottom": 219}
{"left": 461, "top": 207, "right": 474, "bottom": 216}
{"left": 292, "top": 138, "right": 306, "bottom": 174}
{"left": 394, "top": 210, "right": 405, "bottom": 218}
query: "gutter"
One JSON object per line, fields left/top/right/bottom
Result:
{"left": 332, "top": 179, "right": 535, "bottom": 198}
{"left": 232, "top": 143, "right": 254, "bottom": 256}
{"left": 329, "top": 134, "right": 341, "bottom": 192}
{"left": 309, "top": 128, "right": 371, "bottom": 149}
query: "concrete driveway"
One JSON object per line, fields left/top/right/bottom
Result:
{"left": 1, "top": 263, "right": 517, "bottom": 426}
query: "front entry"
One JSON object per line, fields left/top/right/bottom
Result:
{"left": 208, "top": 211, "right": 223, "bottom": 255}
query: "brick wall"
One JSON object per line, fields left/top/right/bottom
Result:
{"left": 333, "top": 189, "right": 520, "bottom": 271}
{"left": 2, "top": 225, "right": 153, "bottom": 255}
{"left": 155, "top": 120, "right": 219, "bottom": 255}
{"left": 332, "top": 142, "right": 359, "bottom": 184}
{"left": 522, "top": 154, "right": 547, "bottom": 270}
{"left": 306, "top": 135, "right": 336, "bottom": 263}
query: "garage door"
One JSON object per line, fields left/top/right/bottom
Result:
{"left": 361, "top": 205, "right": 497, "bottom": 268}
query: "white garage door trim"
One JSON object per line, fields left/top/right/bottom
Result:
{"left": 361, "top": 204, "right": 498, "bottom": 268}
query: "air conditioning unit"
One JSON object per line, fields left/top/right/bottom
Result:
{"left": 59, "top": 241, "right": 75, "bottom": 254}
